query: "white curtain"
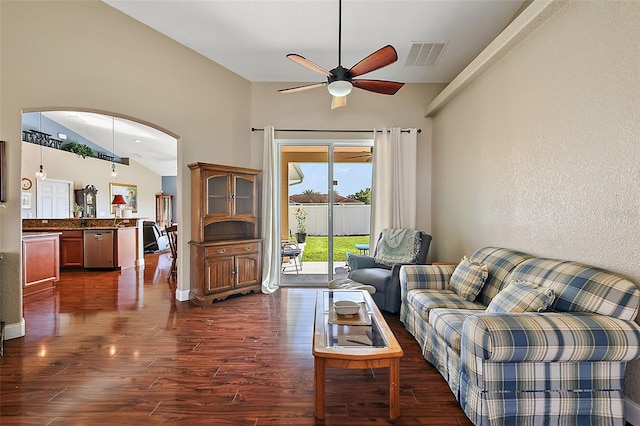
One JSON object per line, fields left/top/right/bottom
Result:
{"left": 370, "top": 127, "right": 418, "bottom": 247}
{"left": 261, "top": 126, "right": 279, "bottom": 294}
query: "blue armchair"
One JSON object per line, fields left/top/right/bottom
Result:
{"left": 347, "top": 230, "right": 431, "bottom": 313}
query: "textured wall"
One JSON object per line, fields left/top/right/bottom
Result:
{"left": 431, "top": 1, "right": 640, "bottom": 401}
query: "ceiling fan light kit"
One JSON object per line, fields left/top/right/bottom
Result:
{"left": 328, "top": 80, "right": 352, "bottom": 97}
{"left": 279, "top": 0, "right": 404, "bottom": 109}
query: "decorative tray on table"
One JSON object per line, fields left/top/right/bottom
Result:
{"left": 328, "top": 301, "right": 370, "bottom": 325}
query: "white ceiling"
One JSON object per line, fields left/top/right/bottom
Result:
{"left": 42, "top": 111, "right": 178, "bottom": 177}
{"left": 104, "top": 0, "right": 526, "bottom": 84}
{"left": 57, "top": 1, "right": 525, "bottom": 177}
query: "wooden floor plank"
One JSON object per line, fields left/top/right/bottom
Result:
{"left": 1, "top": 251, "right": 472, "bottom": 425}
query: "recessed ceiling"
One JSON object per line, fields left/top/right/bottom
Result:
{"left": 103, "top": 0, "right": 527, "bottom": 84}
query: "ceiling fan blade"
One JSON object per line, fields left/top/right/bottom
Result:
{"left": 286, "top": 54, "right": 333, "bottom": 77}
{"left": 352, "top": 79, "right": 404, "bottom": 95}
{"left": 348, "top": 45, "right": 398, "bottom": 77}
{"left": 278, "top": 82, "right": 327, "bottom": 94}
{"left": 331, "top": 95, "right": 347, "bottom": 109}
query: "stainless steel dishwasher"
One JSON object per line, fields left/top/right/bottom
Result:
{"left": 83, "top": 230, "right": 114, "bottom": 268}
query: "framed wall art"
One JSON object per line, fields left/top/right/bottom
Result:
{"left": 109, "top": 182, "right": 138, "bottom": 213}
{"left": 21, "top": 192, "right": 31, "bottom": 209}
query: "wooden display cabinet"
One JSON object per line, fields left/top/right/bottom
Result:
{"left": 188, "top": 162, "right": 262, "bottom": 305}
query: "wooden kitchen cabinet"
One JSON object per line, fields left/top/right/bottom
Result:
{"left": 22, "top": 232, "right": 60, "bottom": 296}
{"left": 188, "top": 163, "right": 262, "bottom": 306}
{"left": 60, "top": 230, "right": 84, "bottom": 268}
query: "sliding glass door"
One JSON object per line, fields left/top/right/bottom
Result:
{"left": 278, "top": 140, "right": 373, "bottom": 286}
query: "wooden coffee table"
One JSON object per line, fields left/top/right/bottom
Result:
{"left": 313, "top": 290, "right": 404, "bottom": 419}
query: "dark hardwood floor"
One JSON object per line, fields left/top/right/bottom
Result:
{"left": 1, "top": 251, "right": 472, "bottom": 425}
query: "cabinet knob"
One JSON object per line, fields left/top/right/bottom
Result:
{"left": 217, "top": 249, "right": 226, "bottom": 254}
{"left": 244, "top": 247, "right": 251, "bottom": 251}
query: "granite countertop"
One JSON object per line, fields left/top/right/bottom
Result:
{"left": 23, "top": 226, "right": 135, "bottom": 231}
{"left": 22, "top": 231, "right": 63, "bottom": 238}
{"left": 22, "top": 218, "right": 141, "bottom": 232}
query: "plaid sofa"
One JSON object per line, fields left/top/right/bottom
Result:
{"left": 399, "top": 247, "right": 640, "bottom": 425}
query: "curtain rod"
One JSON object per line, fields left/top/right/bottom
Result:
{"left": 250, "top": 127, "right": 421, "bottom": 134}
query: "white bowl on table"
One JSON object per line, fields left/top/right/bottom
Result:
{"left": 334, "top": 300, "right": 360, "bottom": 315}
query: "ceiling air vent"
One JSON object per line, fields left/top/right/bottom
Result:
{"left": 405, "top": 42, "right": 447, "bottom": 67}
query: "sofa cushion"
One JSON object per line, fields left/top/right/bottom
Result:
{"left": 430, "top": 308, "right": 483, "bottom": 353}
{"left": 450, "top": 256, "right": 488, "bottom": 301}
{"left": 510, "top": 258, "right": 640, "bottom": 321}
{"left": 406, "top": 289, "right": 486, "bottom": 322}
{"left": 486, "top": 280, "right": 555, "bottom": 314}
{"left": 469, "top": 247, "right": 534, "bottom": 307}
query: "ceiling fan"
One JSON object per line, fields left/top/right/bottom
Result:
{"left": 278, "top": 0, "right": 404, "bottom": 109}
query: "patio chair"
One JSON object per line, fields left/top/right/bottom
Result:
{"left": 281, "top": 240, "right": 302, "bottom": 274}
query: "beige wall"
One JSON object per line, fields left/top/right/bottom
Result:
{"left": 0, "top": 0, "right": 252, "bottom": 332}
{"left": 21, "top": 142, "right": 162, "bottom": 219}
{"left": 430, "top": 1, "right": 640, "bottom": 401}
{"left": 0, "top": 1, "right": 443, "bottom": 335}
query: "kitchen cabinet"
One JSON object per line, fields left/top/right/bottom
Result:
{"left": 22, "top": 232, "right": 60, "bottom": 296}
{"left": 115, "top": 227, "right": 137, "bottom": 270}
{"left": 60, "top": 230, "right": 84, "bottom": 268}
{"left": 188, "top": 162, "right": 261, "bottom": 305}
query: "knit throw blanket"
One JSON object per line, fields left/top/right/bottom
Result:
{"left": 374, "top": 229, "right": 422, "bottom": 267}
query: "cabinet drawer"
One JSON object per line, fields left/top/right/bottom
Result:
{"left": 233, "top": 243, "right": 259, "bottom": 254}
{"left": 205, "top": 243, "right": 260, "bottom": 256}
{"left": 205, "top": 245, "right": 236, "bottom": 256}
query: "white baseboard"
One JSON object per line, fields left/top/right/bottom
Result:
{"left": 627, "top": 397, "right": 640, "bottom": 425}
{"left": 4, "top": 318, "right": 26, "bottom": 340}
{"left": 175, "top": 288, "right": 190, "bottom": 302}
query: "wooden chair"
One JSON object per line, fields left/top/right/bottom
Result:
{"left": 166, "top": 225, "right": 178, "bottom": 281}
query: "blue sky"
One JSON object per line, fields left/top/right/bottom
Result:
{"left": 292, "top": 163, "right": 372, "bottom": 197}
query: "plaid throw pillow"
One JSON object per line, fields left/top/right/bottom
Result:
{"left": 486, "top": 280, "right": 555, "bottom": 313}
{"left": 450, "top": 256, "right": 488, "bottom": 301}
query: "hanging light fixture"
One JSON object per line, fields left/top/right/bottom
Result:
{"left": 35, "top": 112, "right": 47, "bottom": 181}
{"left": 110, "top": 116, "right": 117, "bottom": 179}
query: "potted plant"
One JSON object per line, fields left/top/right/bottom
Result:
{"left": 72, "top": 202, "right": 83, "bottom": 218}
{"left": 62, "top": 141, "right": 94, "bottom": 159}
{"left": 293, "top": 206, "right": 307, "bottom": 243}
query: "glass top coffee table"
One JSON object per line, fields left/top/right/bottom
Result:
{"left": 313, "top": 290, "right": 404, "bottom": 419}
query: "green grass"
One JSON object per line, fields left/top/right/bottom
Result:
{"left": 297, "top": 235, "right": 370, "bottom": 262}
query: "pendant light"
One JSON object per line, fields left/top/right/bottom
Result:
{"left": 35, "top": 112, "right": 47, "bottom": 181}
{"left": 110, "top": 116, "right": 117, "bottom": 179}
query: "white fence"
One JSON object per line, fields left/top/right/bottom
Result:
{"left": 289, "top": 204, "right": 370, "bottom": 236}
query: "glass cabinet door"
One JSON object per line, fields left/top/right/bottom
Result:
{"left": 207, "top": 174, "right": 229, "bottom": 215}
{"left": 234, "top": 175, "right": 254, "bottom": 216}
